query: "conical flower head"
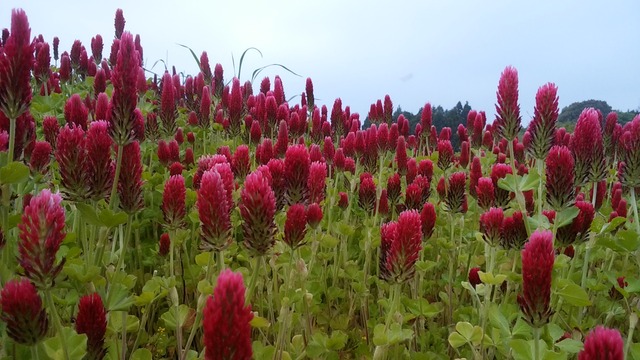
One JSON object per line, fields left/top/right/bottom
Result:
{"left": 476, "top": 177, "right": 495, "bottom": 210}
{"left": 203, "top": 269, "right": 253, "bottom": 360}
{"left": 86, "top": 120, "right": 114, "bottom": 201}
{"left": 284, "top": 144, "right": 310, "bottom": 204}
{"left": 444, "top": 172, "right": 467, "bottom": 214}
{"left": 76, "top": 293, "right": 107, "bottom": 360}
{"left": 18, "top": 189, "right": 66, "bottom": 288}
{"left": 556, "top": 200, "right": 594, "bottom": 246}
{"left": 526, "top": 83, "right": 558, "bottom": 160}
{"left": 420, "top": 202, "right": 436, "bottom": 240}
{"left": 240, "top": 170, "right": 277, "bottom": 255}
{"left": 618, "top": 115, "right": 640, "bottom": 187}
{"left": 495, "top": 66, "right": 521, "bottom": 141}
{"left": 108, "top": 32, "right": 139, "bottom": 146}
{"left": 501, "top": 211, "right": 527, "bottom": 250}
{"left": 578, "top": 326, "right": 623, "bottom": 360}
{"left": 308, "top": 161, "right": 327, "bottom": 204}
{"left": 114, "top": 9, "right": 125, "bottom": 39}
{"left": 545, "top": 145, "right": 575, "bottom": 210}
{"left": 491, "top": 163, "right": 513, "bottom": 208}
{"left": 159, "top": 71, "right": 177, "bottom": 135}
{"left": 231, "top": 145, "right": 250, "bottom": 180}
{"left": 198, "top": 170, "right": 232, "bottom": 252}
{"left": 0, "top": 9, "right": 34, "bottom": 120}
{"left": 396, "top": 136, "right": 408, "bottom": 175}
{"left": 0, "top": 278, "right": 48, "bottom": 345}
{"left": 306, "top": 203, "right": 323, "bottom": 229}
{"left": 117, "top": 141, "right": 143, "bottom": 213}
{"left": 359, "top": 173, "right": 377, "bottom": 215}
{"left": 162, "top": 175, "right": 186, "bottom": 229}
{"left": 437, "top": 140, "right": 453, "bottom": 171}
{"left": 382, "top": 210, "right": 423, "bottom": 283}
{"left": 64, "top": 94, "right": 89, "bottom": 130}
{"left": 387, "top": 173, "right": 402, "bottom": 205}
{"left": 480, "top": 207, "right": 504, "bottom": 246}
{"left": 29, "top": 140, "right": 52, "bottom": 176}
{"left": 284, "top": 204, "right": 308, "bottom": 249}
{"left": 518, "top": 230, "right": 554, "bottom": 328}
{"left": 571, "top": 108, "right": 606, "bottom": 186}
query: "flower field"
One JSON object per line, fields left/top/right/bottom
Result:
{"left": 1, "top": 7, "right": 640, "bottom": 360}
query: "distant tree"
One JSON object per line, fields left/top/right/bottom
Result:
{"left": 557, "top": 100, "right": 612, "bottom": 124}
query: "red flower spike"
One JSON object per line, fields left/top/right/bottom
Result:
{"left": 571, "top": 108, "right": 606, "bottom": 186}
{"left": 228, "top": 78, "right": 244, "bottom": 136}
{"left": 168, "top": 140, "right": 180, "bottom": 164}
{"left": 338, "top": 192, "right": 349, "bottom": 209}
{"left": 87, "top": 120, "right": 114, "bottom": 201}
{"left": 308, "top": 161, "right": 327, "bottom": 204}
{"left": 108, "top": 32, "right": 139, "bottom": 146}
{"left": 618, "top": 115, "right": 640, "bottom": 187}
{"left": 198, "top": 170, "right": 232, "bottom": 252}
{"left": 56, "top": 124, "right": 90, "bottom": 201}
{"left": 0, "top": 9, "right": 34, "bottom": 121}
{"left": 306, "top": 203, "right": 323, "bottom": 229}
{"left": 34, "top": 42, "right": 51, "bottom": 84}
{"left": 405, "top": 183, "right": 423, "bottom": 210}
{"left": 396, "top": 136, "right": 408, "bottom": 175}
{"left": 359, "top": 173, "right": 377, "bottom": 215}
{"left": 76, "top": 293, "right": 107, "bottom": 360}
{"left": 250, "top": 120, "right": 262, "bottom": 144}
{"left": 114, "top": 9, "right": 125, "bottom": 39}
{"left": 378, "top": 189, "right": 390, "bottom": 216}
{"left": 476, "top": 177, "right": 495, "bottom": 210}
{"left": 43, "top": 116, "right": 60, "bottom": 149}
{"left": 159, "top": 71, "right": 177, "bottom": 135}
{"left": 0, "top": 278, "right": 48, "bottom": 345}
{"left": 526, "top": 83, "right": 558, "bottom": 160}
{"left": 444, "top": 172, "right": 467, "bottom": 214}
{"left": 491, "top": 163, "right": 513, "bottom": 208}
{"left": 117, "top": 141, "right": 144, "bottom": 214}
{"left": 231, "top": 145, "right": 250, "bottom": 180}
{"left": 29, "top": 141, "right": 52, "bottom": 175}
{"left": 379, "top": 222, "right": 397, "bottom": 281}
{"left": 383, "top": 210, "right": 422, "bottom": 283}
{"left": 169, "top": 162, "right": 183, "bottom": 176}
{"left": 469, "top": 267, "right": 482, "bottom": 288}
{"left": 459, "top": 141, "right": 470, "bottom": 168}
{"left": 501, "top": 211, "right": 528, "bottom": 249}
{"left": 240, "top": 171, "right": 277, "bottom": 255}
{"left": 437, "top": 140, "right": 454, "bottom": 171}
{"left": 18, "top": 189, "right": 66, "bottom": 288}
{"left": 420, "top": 202, "right": 436, "bottom": 240}
{"left": 162, "top": 175, "right": 186, "bottom": 229}
{"left": 495, "top": 66, "right": 521, "bottom": 141}
{"left": 556, "top": 200, "right": 595, "bottom": 246}
{"left": 518, "top": 230, "right": 554, "bottom": 328}
{"left": 480, "top": 207, "right": 504, "bottom": 246}
{"left": 578, "top": 326, "right": 624, "bottom": 360}
{"left": 386, "top": 173, "right": 402, "bottom": 205}
{"left": 159, "top": 233, "right": 170, "bottom": 256}
{"left": 285, "top": 144, "right": 311, "bottom": 204}
{"left": 546, "top": 145, "right": 575, "bottom": 210}
{"left": 406, "top": 158, "right": 417, "bottom": 185}
{"left": 203, "top": 269, "right": 253, "bottom": 360}
{"left": 284, "top": 204, "right": 308, "bottom": 249}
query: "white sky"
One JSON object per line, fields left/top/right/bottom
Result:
{"left": 2, "top": 1, "right": 639, "bottom": 124}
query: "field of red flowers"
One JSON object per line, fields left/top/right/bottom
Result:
{"left": 1, "top": 7, "right": 639, "bottom": 360}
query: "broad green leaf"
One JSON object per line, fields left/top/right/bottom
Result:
{"left": 250, "top": 315, "right": 270, "bottom": 328}
{"left": 520, "top": 170, "right": 541, "bottom": 192}
{"left": 0, "top": 161, "right": 29, "bottom": 185}
{"left": 455, "top": 321, "right": 475, "bottom": 340}
{"left": 478, "top": 271, "right": 507, "bottom": 286}
{"left": 598, "top": 216, "right": 626, "bottom": 234}
{"left": 109, "top": 313, "right": 140, "bottom": 333}
{"left": 630, "top": 343, "right": 640, "bottom": 360}
{"left": 555, "top": 207, "right": 580, "bottom": 228}
{"left": 106, "top": 283, "right": 135, "bottom": 311}
{"left": 555, "top": 280, "right": 592, "bottom": 306}
{"left": 387, "top": 323, "right": 413, "bottom": 345}
{"left": 372, "top": 324, "right": 388, "bottom": 346}
{"left": 130, "top": 349, "right": 153, "bottom": 360}
{"left": 326, "top": 330, "right": 348, "bottom": 350}
{"left": 76, "top": 203, "right": 104, "bottom": 227}
{"left": 161, "top": 304, "right": 192, "bottom": 330}
{"left": 555, "top": 338, "right": 583, "bottom": 354}
{"left": 510, "top": 339, "right": 533, "bottom": 360}
{"left": 42, "top": 326, "right": 87, "bottom": 360}
{"left": 99, "top": 208, "right": 128, "bottom": 228}
{"left": 543, "top": 349, "right": 567, "bottom": 360}
{"left": 195, "top": 252, "right": 212, "bottom": 267}
{"left": 498, "top": 174, "right": 519, "bottom": 193}
{"left": 134, "top": 291, "right": 155, "bottom": 307}
{"left": 448, "top": 332, "right": 467, "bottom": 348}
{"left": 489, "top": 304, "right": 511, "bottom": 336}
{"left": 616, "top": 230, "right": 640, "bottom": 252}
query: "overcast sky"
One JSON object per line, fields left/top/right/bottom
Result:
{"left": 2, "top": 1, "right": 639, "bottom": 125}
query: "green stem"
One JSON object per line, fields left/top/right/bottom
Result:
{"left": 533, "top": 326, "right": 541, "bottom": 360}
{"left": 245, "top": 256, "right": 262, "bottom": 305}
{"left": 30, "top": 344, "right": 40, "bottom": 360}
{"left": 44, "top": 289, "right": 69, "bottom": 360}
{"left": 625, "top": 313, "right": 638, "bottom": 360}
{"left": 536, "top": 158, "right": 544, "bottom": 228}
{"left": 630, "top": 187, "right": 640, "bottom": 234}
{"left": 7, "top": 116, "right": 16, "bottom": 163}
{"left": 108, "top": 144, "right": 124, "bottom": 210}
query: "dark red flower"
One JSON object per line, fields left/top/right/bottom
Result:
{"left": 306, "top": 203, "right": 323, "bottom": 229}
{"left": 240, "top": 170, "right": 277, "bottom": 255}
{"left": 86, "top": 120, "right": 114, "bottom": 201}
{"left": 308, "top": 161, "right": 327, "bottom": 204}
{"left": 162, "top": 175, "right": 186, "bottom": 229}
{"left": 29, "top": 141, "right": 52, "bottom": 175}
{"left": 405, "top": 183, "right": 422, "bottom": 211}
{"left": 420, "top": 202, "right": 436, "bottom": 240}
{"left": 556, "top": 201, "right": 595, "bottom": 246}
{"left": 578, "top": 326, "right": 623, "bottom": 360}
{"left": 56, "top": 124, "right": 90, "bottom": 200}
{"left": 159, "top": 233, "right": 170, "bottom": 256}
{"left": 231, "top": 145, "right": 250, "bottom": 180}
{"left": 469, "top": 268, "right": 482, "bottom": 288}
{"left": 546, "top": 145, "right": 576, "bottom": 210}
{"left": 0, "top": 278, "right": 48, "bottom": 345}
{"left": 198, "top": 170, "right": 232, "bottom": 252}
{"left": 76, "top": 293, "right": 107, "bottom": 360}
{"left": 501, "top": 211, "right": 527, "bottom": 249}
{"left": 437, "top": 140, "right": 454, "bottom": 171}
{"left": 203, "top": 269, "right": 253, "bottom": 360}
{"left": 491, "top": 163, "right": 513, "bottom": 208}
{"left": 108, "top": 32, "right": 139, "bottom": 146}
{"left": 444, "top": 172, "right": 467, "bottom": 214}
{"left": 43, "top": 116, "right": 60, "bottom": 149}
{"left": 284, "top": 204, "right": 308, "bottom": 249}
{"left": 480, "top": 207, "right": 504, "bottom": 246}
{"left": 396, "top": 136, "right": 408, "bottom": 175}
{"left": 114, "top": 9, "right": 125, "bottom": 39}
{"left": 618, "top": 115, "right": 640, "bottom": 188}
{"left": 518, "top": 230, "right": 554, "bottom": 328}
{"left": 117, "top": 141, "right": 144, "bottom": 214}
{"left": 285, "top": 144, "right": 310, "bottom": 204}
{"left": 459, "top": 141, "right": 470, "bottom": 168}
{"left": 18, "top": 189, "right": 66, "bottom": 288}
{"left": 359, "top": 173, "right": 377, "bottom": 215}
{"left": 381, "top": 210, "right": 422, "bottom": 283}
{"left": 338, "top": 192, "right": 349, "bottom": 209}
{"left": 495, "top": 66, "right": 521, "bottom": 141}
{"left": 476, "top": 177, "right": 495, "bottom": 210}
{"left": 571, "top": 108, "right": 606, "bottom": 186}
{"left": 526, "top": 83, "right": 558, "bottom": 159}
